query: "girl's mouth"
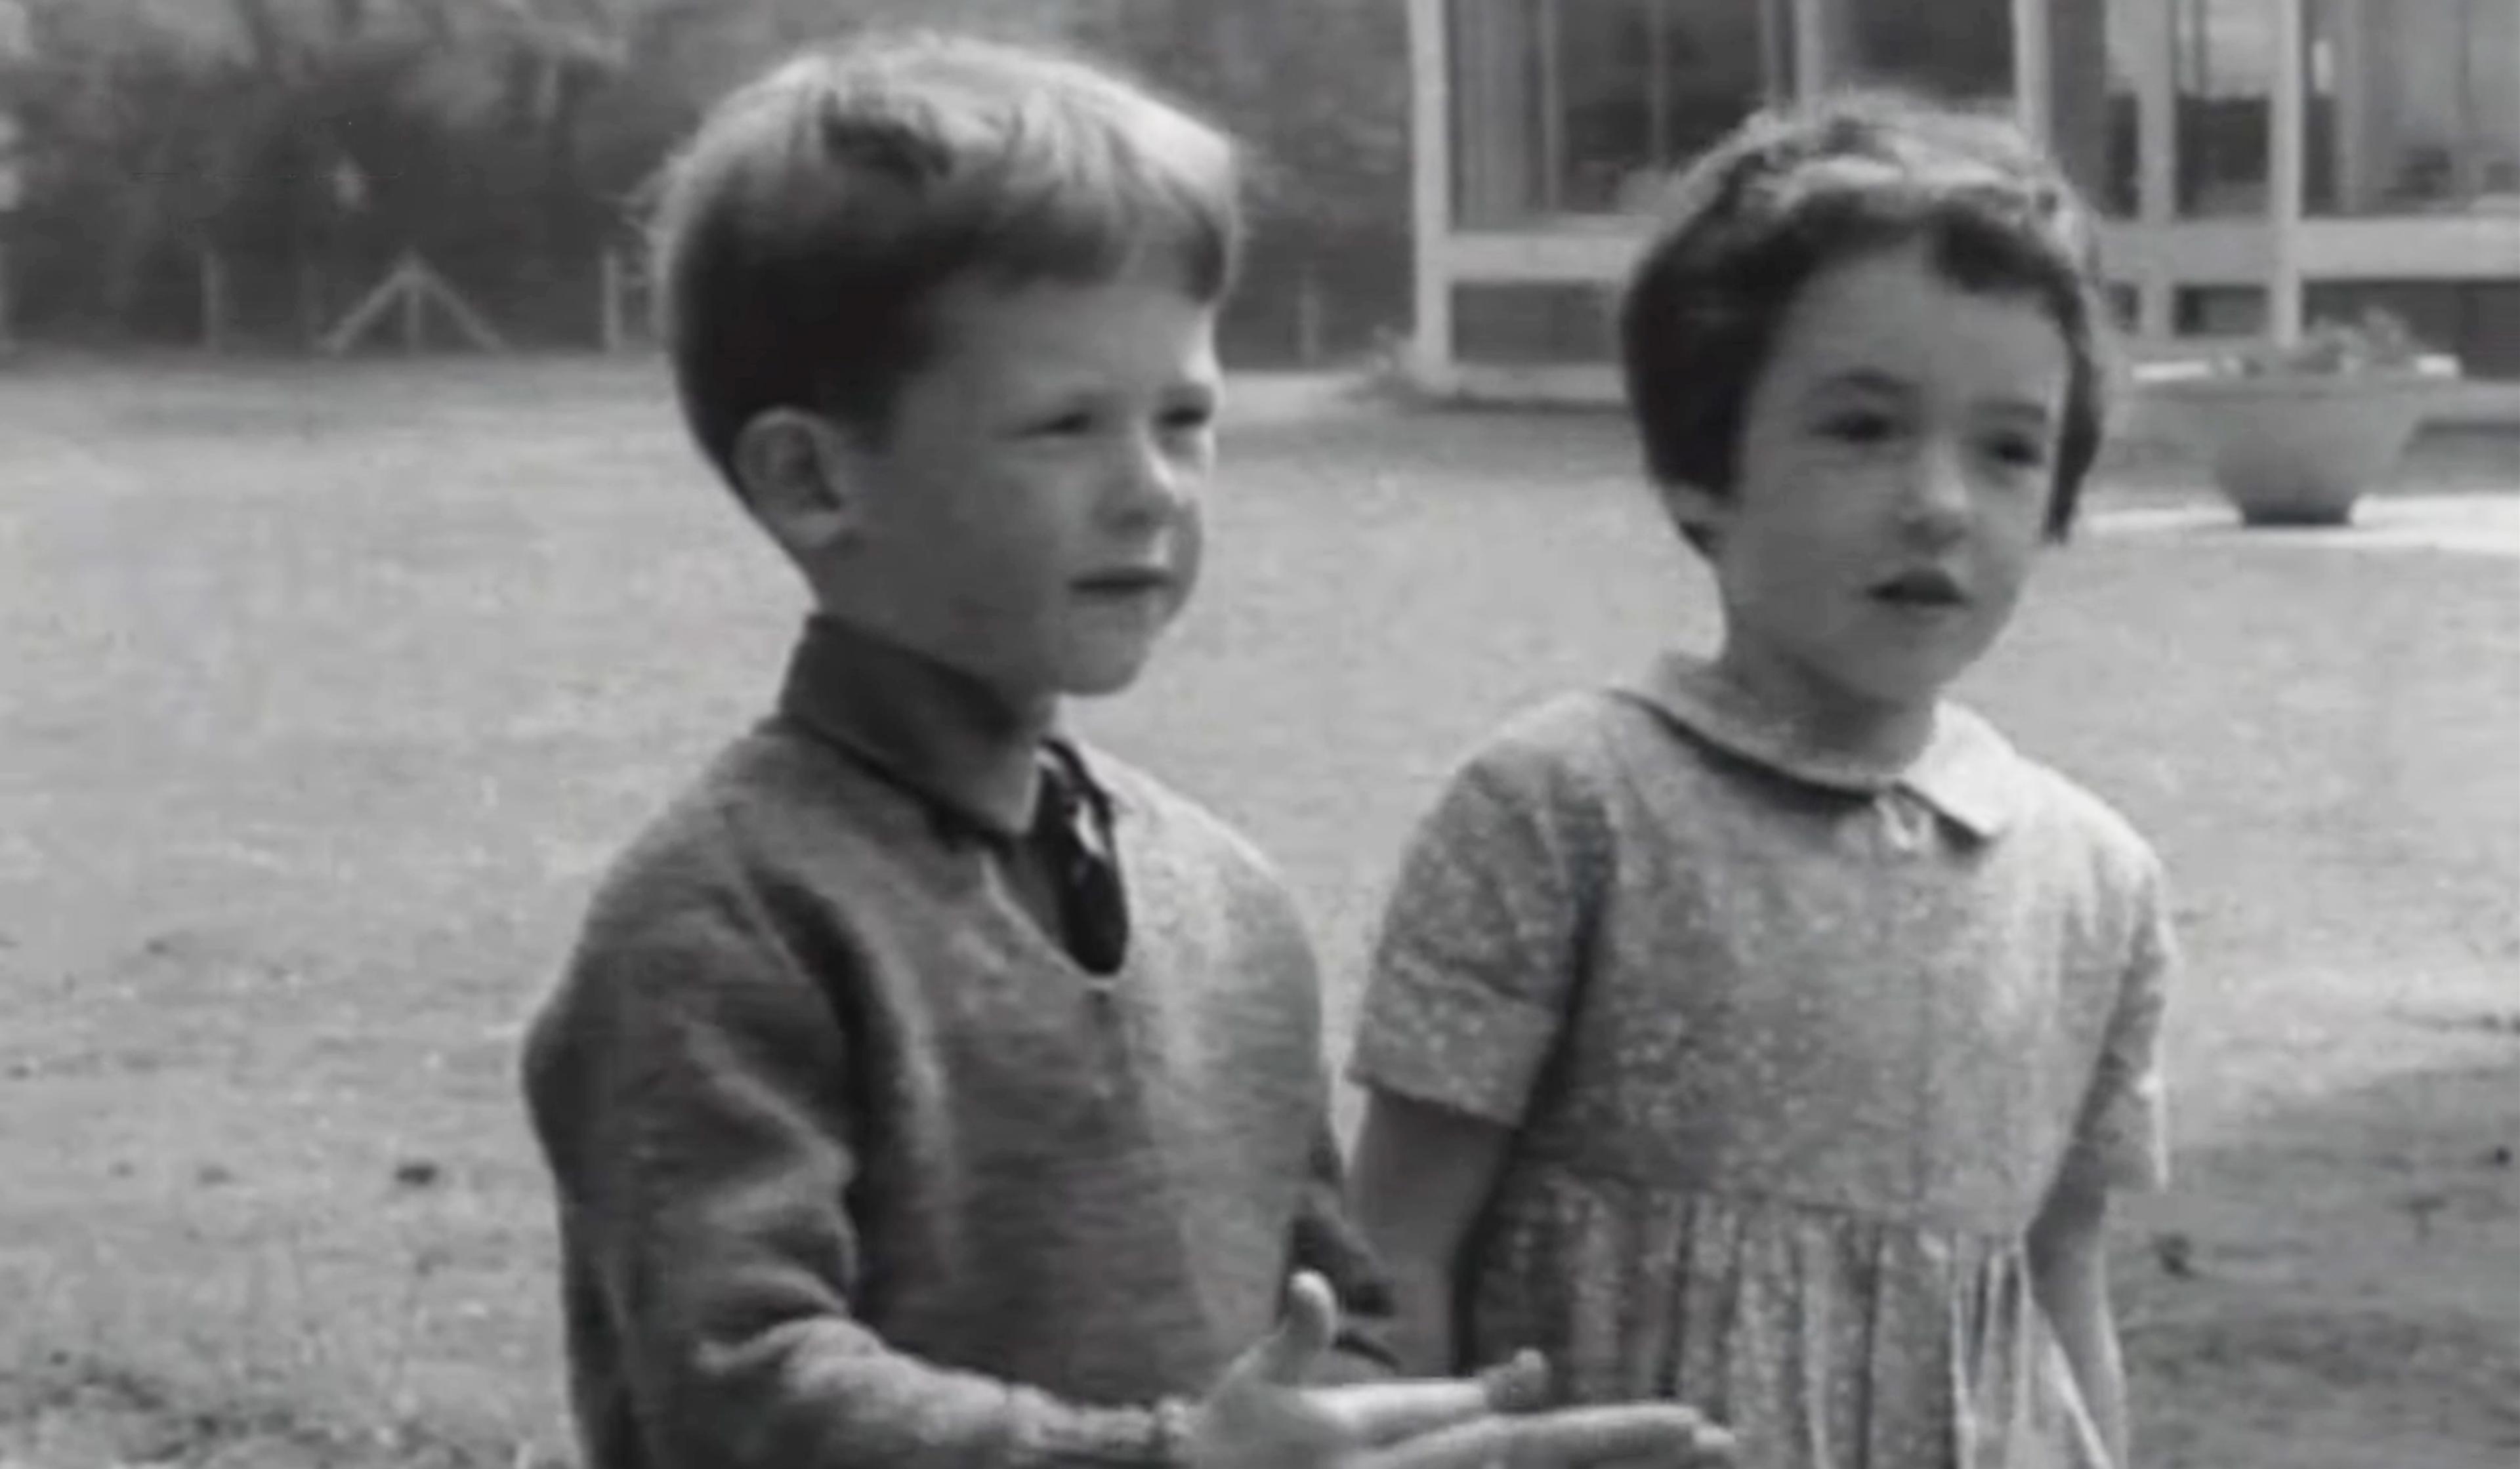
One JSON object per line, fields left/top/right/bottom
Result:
{"left": 1869, "top": 569, "right": 1968, "bottom": 608}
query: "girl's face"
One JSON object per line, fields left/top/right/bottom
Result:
{"left": 1675, "top": 239, "right": 2069, "bottom": 731}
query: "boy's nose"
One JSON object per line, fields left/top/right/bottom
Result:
{"left": 1106, "top": 434, "right": 1196, "bottom": 521}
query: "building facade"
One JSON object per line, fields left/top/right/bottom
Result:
{"left": 1406, "top": 0, "right": 2520, "bottom": 411}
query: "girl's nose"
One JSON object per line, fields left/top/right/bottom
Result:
{"left": 1900, "top": 443, "right": 1973, "bottom": 537}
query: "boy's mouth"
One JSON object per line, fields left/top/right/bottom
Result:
{"left": 1868, "top": 568, "right": 1969, "bottom": 608}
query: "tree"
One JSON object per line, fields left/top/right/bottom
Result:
{"left": 1076, "top": 0, "right": 1412, "bottom": 362}
{"left": 0, "top": 0, "right": 1406, "bottom": 350}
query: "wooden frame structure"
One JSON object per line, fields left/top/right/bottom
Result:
{"left": 1407, "top": 0, "right": 2520, "bottom": 412}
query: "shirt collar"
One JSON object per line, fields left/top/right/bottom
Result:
{"left": 1620, "top": 651, "right": 2025, "bottom": 840}
{"left": 775, "top": 615, "right": 1099, "bottom": 841}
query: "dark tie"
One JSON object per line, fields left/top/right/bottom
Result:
{"left": 1032, "top": 743, "right": 1129, "bottom": 974}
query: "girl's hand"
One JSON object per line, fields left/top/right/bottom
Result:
{"left": 1185, "top": 1273, "right": 1735, "bottom": 1468}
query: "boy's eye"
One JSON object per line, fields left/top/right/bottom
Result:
{"left": 1160, "top": 402, "right": 1216, "bottom": 434}
{"left": 1026, "top": 409, "right": 1096, "bottom": 438}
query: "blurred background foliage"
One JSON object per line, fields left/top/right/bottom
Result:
{"left": 0, "top": 0, "right": 1409, "bottom": 362}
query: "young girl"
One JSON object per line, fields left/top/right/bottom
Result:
{"left": 1346, "top": 94, "right": 2174, "bottom": 1469}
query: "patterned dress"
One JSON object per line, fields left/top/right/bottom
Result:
{"left": 1348, "top": 652, "right": 2174, "bottom": 1469}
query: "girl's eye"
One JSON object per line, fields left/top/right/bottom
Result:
{"left": 1820, "top": 409, "right": 1900, "bottom": 445}
{"left": 1160, "top": 403, "right": 1216, "bottom": 434}
{"left": 1985, "top": 434, "right": 2051, "bottom": 470}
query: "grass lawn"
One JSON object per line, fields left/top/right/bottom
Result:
{"left": 3, "top": 355, "right": 2515, "bottom": 1468}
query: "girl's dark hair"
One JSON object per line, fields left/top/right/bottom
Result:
{"left": 1620, "top": 91, "right": 2114, "bottom": 541}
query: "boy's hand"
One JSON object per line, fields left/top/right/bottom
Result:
{"left": 1185, "top": 1273, "right": 1733, "bottom": 1468}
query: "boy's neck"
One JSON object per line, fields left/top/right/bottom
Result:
{"left": 780, "top": 614, "right": 1062, "bottom": 837}
{"left": 934, "top": 657, "right": 1059, "bottom": 749}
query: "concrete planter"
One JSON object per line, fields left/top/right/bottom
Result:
{"left": 2145, "top": 367, "right": 2448, "bottom": 528}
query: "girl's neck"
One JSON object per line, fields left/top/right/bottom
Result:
{"left": 1709, "top": 644, "right": 1939, "bottom": 772}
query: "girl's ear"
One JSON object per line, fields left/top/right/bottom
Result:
{"left": 1658, "top": 478, "right": 1729, "bottom": 557}
{"left": 733, "top": 409, "right": 864, "bottom": 560}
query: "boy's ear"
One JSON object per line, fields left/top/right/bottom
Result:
{"left": 733, "top": 409, "right": 865, "bottom": 559}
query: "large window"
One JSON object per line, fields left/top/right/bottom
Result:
{"left": 2172, "top": 0, "right": 2277, "bottom": 216}
{"left": 1453, "top": 283, "right": 1617, "bottom": 363}
{"left": 1450, "top": 0, "right": 1785, "bottom": 224}
{"left": 2019, "top": 0, "right": 2141, "bottom": 215}
{"left": 2303, "top": 0, "right": 2520, "bottom": 215}
{"left": 2171, "top": 0, "right": 2520, "bottom": 218}
{"left": 1450, "top": 0, "right": 1548, "bottom": 226}
{"left": 2101, "top": 1, "right": 2145, "bottom": 217}
{"left": 2305, "top": 278, "right": 2520, "bottom": 375}
{"left": 1830, "top": 0, "right": 2013, "bottom": 104}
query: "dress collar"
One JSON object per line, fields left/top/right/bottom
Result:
{"left": 1619, "top": 651, "right": 2025, "bottom": 840}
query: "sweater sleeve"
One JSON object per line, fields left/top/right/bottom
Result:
{"left": 1287, "top": 1118, "right": 1404, "bottom": 1383}
{"left": 521, "top": 843, "right": 1191, "bottom": 1469}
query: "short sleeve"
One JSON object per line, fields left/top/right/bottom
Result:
{"left": 2057, "top": 859, "right": 2175, "bottom": 1195}
{"left": 1347, "top": 735, "right": 1603, "bottom": 1126}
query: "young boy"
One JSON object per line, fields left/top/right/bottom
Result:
{"left": 518, "top": 32, "right": 1729, "bottom": 1469}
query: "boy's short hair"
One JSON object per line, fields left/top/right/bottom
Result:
{"left": 650, "top": 32, "right": 1241, "bottom": 488}
{"left": 1619, "top": 92, "right": 2113, "bottom": 541}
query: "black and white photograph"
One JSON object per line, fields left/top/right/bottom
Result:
{"left": 3, "top": 3, "right": 2515, "bottom": 1467}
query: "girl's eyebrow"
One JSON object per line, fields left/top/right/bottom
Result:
{"left": 1801, "top": 367, "right": 1915, "bottom": 402}
{"left": 1978, "top": 398, "right": 2059, "bottom": 429}
{"left": 1801, "top": 371, "right": 2057, "bottom": 431}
